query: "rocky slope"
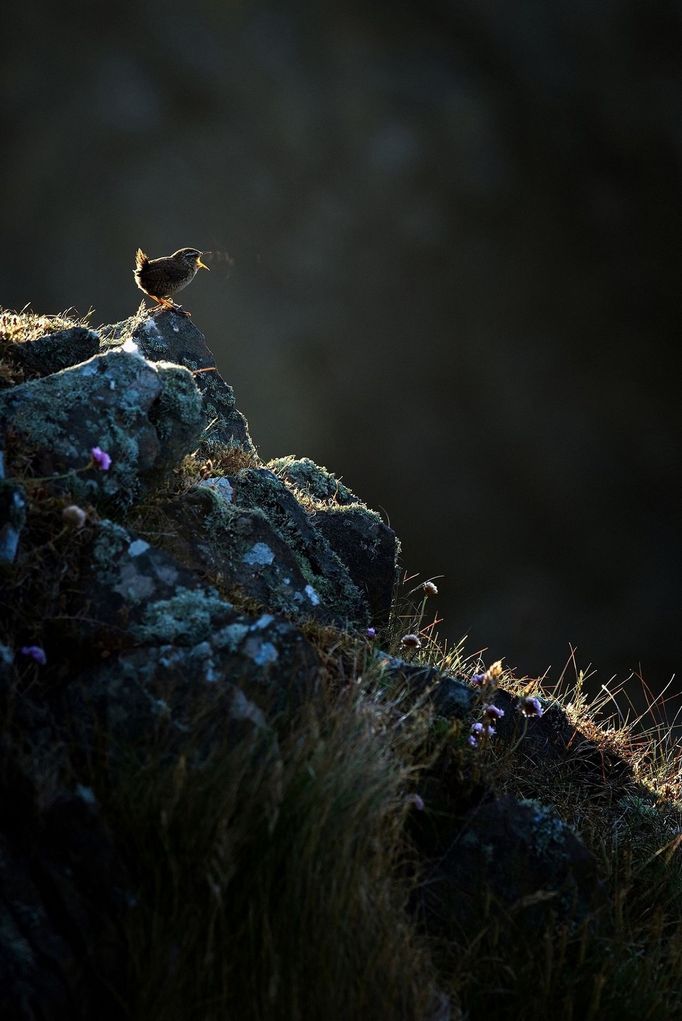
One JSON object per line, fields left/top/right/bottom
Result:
{"left": 0, "top": 310, "right": 679, "bottom": 1020}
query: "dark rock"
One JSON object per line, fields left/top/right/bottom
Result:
{"left": 131, "top": 312, "right": 256, "bottom": 454}
{"left": 376, "top": 654, "right": 476, "bottom": 718}
{"left": 167, "top": 481, "right": 345, "bottom": 625}
{"left": 0, "top": 348, "right": 204, "bottom": 510}
{"left": 5, "top": 327, "right": 100, "bottom": 378}
{"left": 418, "top": 795, "right": 603, "bottom": 940}
{"left": 312, "top": 505, "right": 399, "bottom": 621}
{"left": 168, "top": 467, "right": 369, "bottom": 626}
{"left": 0, "top": 781, "right": 129, "bottom": 1021}
{"left": 54, "top": 517, "right": 319, "bottom": 709}
{"left": 489, "top": 689, "right": 635, "bottom": 786}
{"left": 0, "top": 483, "right": 26, "bottom": 564}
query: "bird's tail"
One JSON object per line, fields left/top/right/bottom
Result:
{"left": 135, "top": 248, "right": 149, "bottom": 271}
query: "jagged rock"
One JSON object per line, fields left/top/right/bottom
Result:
{"left": 167, "top": 482, "right": 338, "bottom": 625}
{"left": 130, "top": 312, "right": 256, "bottom": 454}
{"left": 166, "top": 467, "right": 370, "bottom": 627}
{"left": 312, "top": 506, "right": 398, "bottom": 621}
{"left": 4, "top": 326, "right": 100, "bottom": 379}
{"left": 417, "top": 795, "right": 603, "bottom": 939}
{"left": 0, "top": 348, "right": 204, "bottom": 510}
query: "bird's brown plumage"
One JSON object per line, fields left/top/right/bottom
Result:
{"left": 134, "top": 247, "right": 209, "bottom": 314}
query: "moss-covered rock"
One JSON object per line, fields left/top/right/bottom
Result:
{"left": 313, "top": 505, "right": 399, "bottom": 622}
{"left": 269, "top": 455, "right": 360, "bottom": 505}
{"left": 3, "top": 325, "right": 100, "bottom": 379}
{"left": 129, "top": 312, "right": 256, "bottom": 455}
{"left": 162, "top": 466, "right": 373, "bottom": 627}
{"left": 0, "top": 348, "right": 204, "bottom": 511}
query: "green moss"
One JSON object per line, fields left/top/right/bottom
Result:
{"left": 154, "top": 362, "right": 204, "bottom": 430}
{"left": 268, "top": 455, "right": 362, "bottom": 506}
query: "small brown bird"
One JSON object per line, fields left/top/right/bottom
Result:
{"left": 134, "top": 247, "right": 209, "bottom": 316}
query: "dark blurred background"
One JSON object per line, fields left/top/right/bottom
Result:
{"left": 2, "top": 1, "right": 680, "bottom": 713}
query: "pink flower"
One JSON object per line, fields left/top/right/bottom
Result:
{"left": 519, "top": 696, "right": 544, "bottom": 718}
{"left": 483, "top": 704, "right": 505, "bottom": 722}
{"left": 20, "top": 645, "right": 47, "bottom": 665}
{"left": 91, "top": 446, "right": 112, "bottom": 471}
{"left": 366, "top": 627, "right": 377, "bottom": 638}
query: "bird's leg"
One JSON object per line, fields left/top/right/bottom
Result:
{"left": 148, "top": 295, "right": 177, "bottom": 315}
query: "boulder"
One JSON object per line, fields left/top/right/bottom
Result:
{"left": 129, "top": 312, "right": 256, "bottom": 454}
{"left": 4, "top": 326, "right": 100, "bottom": 378}
{"left": 0, "top": 348, "right": 204, "bottom": 510}
{"left": 417, "top": 795, "right": 603, "bottom": 940}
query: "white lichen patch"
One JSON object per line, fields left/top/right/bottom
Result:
{"left": 254, "top": 614, "right": 275, "bottom": 630}
{"left": 214, "top": 622, "right": 250, "bottom": 651}
{"left": 304, "top": 584, "right": 321, "bottom": 605}
{"left": 244, "top": 636, "right": 278, "bottom": 666}
{"left": 128, "top": 538, "right": 150, "bottom": 558}
{"left": 113, "top": 562, "right": 156, "bottom": 601}
{"left": 134, "top": 587, "right": 229, "bottom": 643}
{"left": 243, "top": 542, "right": 275, "bottom": 566}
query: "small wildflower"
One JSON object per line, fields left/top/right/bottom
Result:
{"left": 422, "top": 581, "right": 439, "bottom": 596}
{"left": 20, "top": 645, "right": 47, "bottom": 665}
{"left": 471, "top": 672, "right": 485, "bottom": 686}
{"left": 407, "top": 793, "right": 425, "bottom": 811}
{"left": 366, "top": 627, "right": 377, "bottom": 638}
{"left": 401, "top": 633, "right": 422, "bottom": 650}
{"left": 519, "top": 696, "right": 544, "bottom": 718}
{"left": 62, "top": 504, "right": 87, "bottom": 529}
{"left": 468, "top": 734, "right": 479, "bottom": 748}
{"left": 471, "top": 722, "right": 484, "bottom": 735}
{"left": 483, "top": 704, "right": 505, "bottom": 722}
{"left": 91, "top": 446, "right": 112, "bottom": 471}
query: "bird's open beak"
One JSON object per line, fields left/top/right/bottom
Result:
{"left": 197, "top": 257, "right": 210, "bottom": 271}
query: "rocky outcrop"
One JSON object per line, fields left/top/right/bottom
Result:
{"left": 0, "top": 312, "right": 661, "bottom": 1020}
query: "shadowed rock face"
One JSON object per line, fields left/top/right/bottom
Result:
{"left": 416, "top": 795, "right": 605, "bottom": 940}
{"left": 0, "top": 315, "right": 402, "bottom": 1016}
{"left": 0, "top": 315, "right": 650, "bottom": 1018}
